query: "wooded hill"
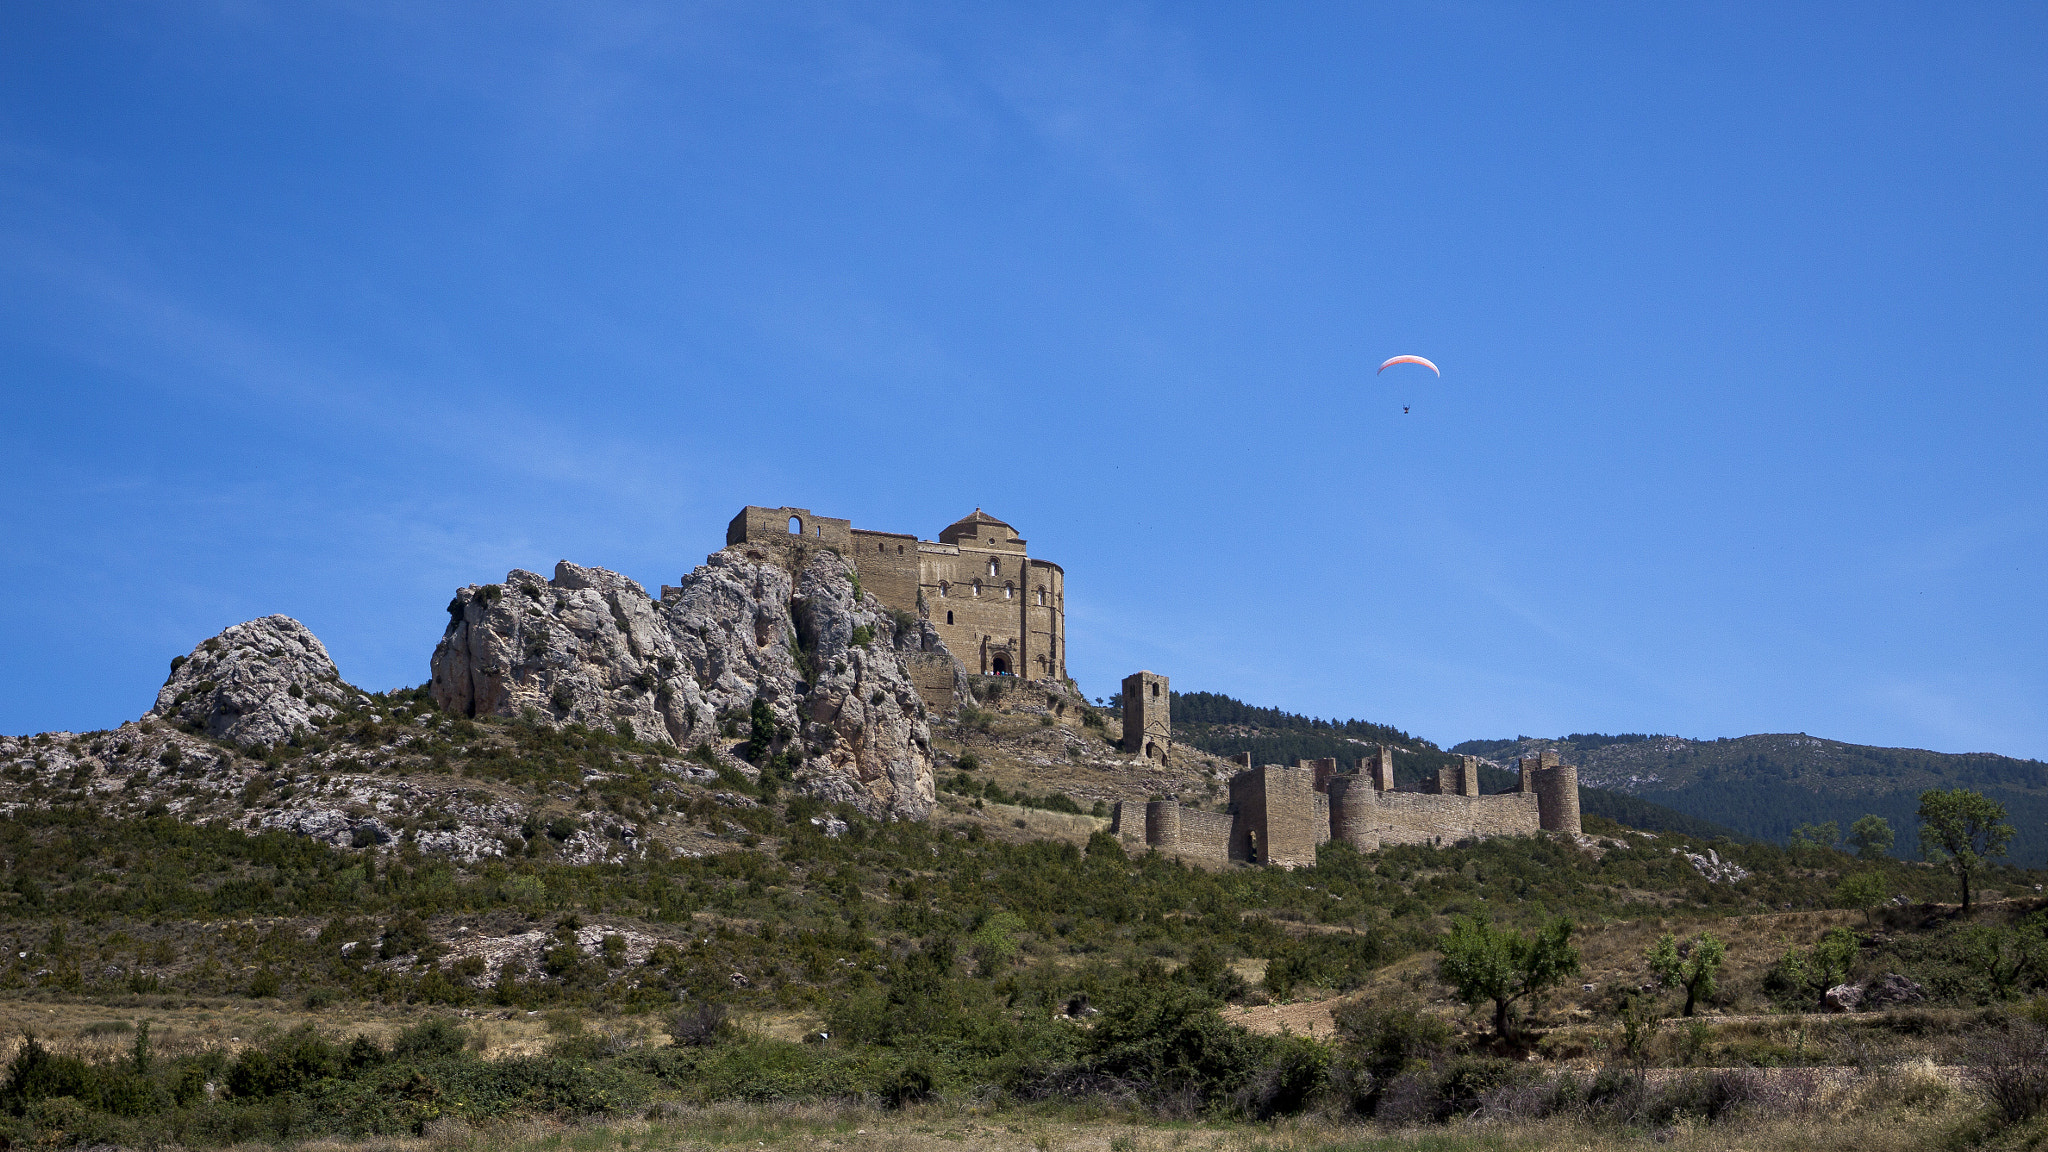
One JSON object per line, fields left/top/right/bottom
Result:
{"left": 1454, "top": 732, "right": 2048, "bottom": 864}
{"left": 1160, "top": 691, "right": 1739, "bottom": 841}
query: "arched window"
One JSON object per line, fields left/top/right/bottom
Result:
{"left": 945, "top": 610, "right": 954, "bottom": 625}
{"left": 972, "top": 580, "right": 981, "bottom": 597}
{"left": 787, "top": 516, "right": 802, "bottom": 535}
{"left": 988, "top": 558, "right": 999, "bottom": 577}
{"left": 1003, "top": 582, "right": 1013, "bottom": 599}
{"left": 1150, "top": 682, "right": 1160, "bottom": 698}
{"left": 1036, "top": 587, "right": 1046, "bottom": 606}
{"left": 938, "top": 581, "right": 948, "bottom": 597}
{"left": 897, "top": 544, "right": 904, "bottom": 554}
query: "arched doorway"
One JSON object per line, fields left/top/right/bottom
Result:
{"left": 992, "top": 655, "right": 1010, "bottom": 676}
{"left": 787, "top": 516, "right": 802, "bottom": 534}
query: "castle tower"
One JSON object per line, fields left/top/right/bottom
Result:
{"left": 1533, "top": 762, "right": 1582, "bottom": 834}
{"left": 1122, "top": 671, "right": 1170, "bottom": 764}
{"left": 1518, "top": 749, "right": 1559, "bottom": 793}
{"left": 1365, "top": 744, "right": 1395, "bottom": 792}
{"left": 1298, "top": 757, "right": 1338, "bottom": 793}
{"left": 1327, "top": 776, "right": 1380, "bottom": 852}
{"left": 1144, "top": 799, "right": 1181, "bottom": 849}
{"left": 1458, "top": 754, "right": 1482, "bottom": 797}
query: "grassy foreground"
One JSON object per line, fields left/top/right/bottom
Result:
{"left": 285, "top": 1087, "right": 1986, "bottom": 1152}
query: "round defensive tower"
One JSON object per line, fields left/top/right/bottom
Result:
{"left": 1144, "top": 799, "right": 1181, "bottom": 849}
{"left": 1326, "top": 777, "right": 1380, "bottom": 852}
{"left": 1534, "top": 764, "right": 1581, "bottom": 834}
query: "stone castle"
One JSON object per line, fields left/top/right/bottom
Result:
{"left": 1111, "top": 671, "right": 1583, "bottom": 868}
{"left": 1121, "top": 747, "right": 1581, "bottom": 867}
{"left": 729, "top": 505, "right": 1582, "bottom": 867}
{"left": 727, "top": 505, "right": 1066, "bottom": 686}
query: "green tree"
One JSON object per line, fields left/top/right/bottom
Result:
{"left": 1835, "top": 871, "right": 1889, "bottom": 927}
{"left": 1810, "top": 926, "right": 1858, "bottom": 994}
{"left": 1647, "top": 931, "right": 1727, "bottom": 1017}
{"left": 1847, "top": 814, "right": 1895, "bottom": 861}
{"left": 1437, "top": 915, "right": 1580, "bottom": 1044}
{"left": 1917, "top": 788, "right": 2015, "bottom": 911}
{"left": 1788, "top": 821, "right": 1839, "bottom": 851}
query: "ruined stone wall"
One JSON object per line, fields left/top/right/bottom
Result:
{"left": 729, "top": 506, "right": 854, "bottom": 554}
{"left": 849, "top": 530, "right": 921, "bottom": 615}
{"left": 904, "top": 652, "right": 960, "bottom": 711}
{"left": 1175, "top": 808, "right": 1233, "bottom": 861}
{"left": 1432, "top": 758, "right": 1482, "bottom": 797}
{"left": 1131, "top": 800, "right": 1233, "bottom": 863}
{"left": 1369, "top": 792, "right": 1540, "bottom": 847}
{"left": 1230, "top": 765, "right": 1322, "bottom": 868}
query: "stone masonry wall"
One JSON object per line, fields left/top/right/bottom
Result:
{"left": 1369, "top": 791, "right": 1540, "bottom": 847}
{"left": 849, "top": 530, "right": 922, "bottom": 615}
{"left": 1175, "top": 808, "right": 1233, "bottom": 862}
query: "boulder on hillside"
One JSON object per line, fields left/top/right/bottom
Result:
{"left": 1822, "top": 983, "right": 1864, "bottom": 1012}
{"left": 150, "top": 615, "right": 351, "bottom": 747}
{"left": 1861, "top": 972, "right": 1927, "bottom": 1009}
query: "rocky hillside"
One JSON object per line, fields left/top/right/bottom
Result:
{"left": 1455, "top": 732, "right": 2048, "bottom": 863}
{"left": 0, "top": 544, "right": 970, "bottom": 867}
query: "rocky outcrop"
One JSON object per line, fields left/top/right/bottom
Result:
{"left": 150, "top": 615, "right": 352, "bottom": 748}
{"left": 431, "top": 563, "right": 710, "bottom": 747}
{"left": 1671, "top": 846, "right": 1750, "bottom": 884}
{"left": 431, "top": 545, "right": 954, "bottom": 820}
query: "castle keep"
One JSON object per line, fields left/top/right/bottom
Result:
{"left": 1119, "top": 749, "right": 1581, "bottom": 868}
{"left": 727, "top": 505, "right": 1066, "bottom": 686}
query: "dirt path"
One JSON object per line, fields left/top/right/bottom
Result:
{"left": 1221, "top": 995, "right": 1342, "bottom": 1038}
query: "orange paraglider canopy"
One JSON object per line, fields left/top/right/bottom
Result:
{"left": 1377, "top": 355, "right": 1440, "bottom": 376}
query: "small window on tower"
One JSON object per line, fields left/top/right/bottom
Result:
{"left": 945, "top": 611, "right": 954, "bottom": 625}
{"left": 1003, "top": 583, "right": 1013, "bottom": 599}
{"left": 1036, "top": 587, "right": 1046, "bottom": 606}
{"left": 988, "top": 558, "right": 999, "bottom": 577}
{"left": 939, "top": 581, "right": 948, "bottom": 597}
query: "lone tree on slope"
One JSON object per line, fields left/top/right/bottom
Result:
{"left": 1648, "top": 931, "right": 1727, "bottom": 1017}
{"left": 1917, "top": 788, "right": 2014, "bottom": 912}
{"left": 1437, "top": 915, "right": 1580, "bottom": 1044}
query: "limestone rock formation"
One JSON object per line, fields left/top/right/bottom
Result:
{"left": 431, "top": 545, "right": 952, "bottom": 820}
{"left": 431, "top": 562, "right": 708, "bottom": 748}
{"left": 150, "top": 615, "right": 351, "bottom": 747}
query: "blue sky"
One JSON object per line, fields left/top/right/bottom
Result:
{"left": 3, "top": 3, "right": 2044, "bottom": 759}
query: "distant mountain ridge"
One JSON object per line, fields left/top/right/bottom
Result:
{"left": 1162, "top": 691, "right": 1741, "bottom": 841}
{"left": 1452, "top": 732, "right": 2048, "bottom": 864}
